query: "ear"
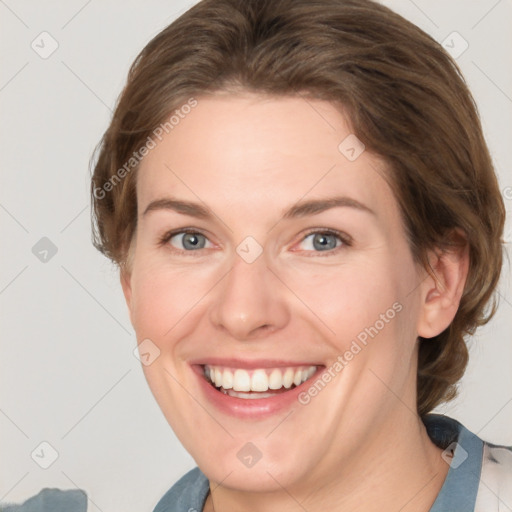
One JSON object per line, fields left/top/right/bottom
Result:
{"left": 120, "top": 267, "right": 134, "bottom": 326}
{"left": 416, "top": 231, "right": 469, "bottom": 339}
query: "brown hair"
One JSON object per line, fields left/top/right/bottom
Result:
{"left": 90, "top": 0, "right": 505, "bottom": 416}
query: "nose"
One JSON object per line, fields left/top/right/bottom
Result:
{"left": 209, "top": 252, "right": 290, "bottom": 341}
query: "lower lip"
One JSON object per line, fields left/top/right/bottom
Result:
{"left": 192, "top": 365, "right": 324, "bottom": 419}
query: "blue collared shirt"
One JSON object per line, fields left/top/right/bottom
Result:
{"left": 153, "top": 414, "right": 512, "bottom": 512}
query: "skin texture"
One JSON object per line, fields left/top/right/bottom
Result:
{"left": 121, "top": 93, "right": 469, "bottom": 512}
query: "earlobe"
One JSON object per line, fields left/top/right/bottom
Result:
{"left": 417, "top": 232, "right": 470, "bottom": 339}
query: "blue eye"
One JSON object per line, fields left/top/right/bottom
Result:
{"left": 167, "top": 231, "right": 211, "bottom": 251}
{"left": 298, "top": 231, "right": 347, "bottom": 252}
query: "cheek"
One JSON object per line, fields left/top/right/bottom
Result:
{"left": 279, "top": 256, "right": 421, "bottom": 397}
{"left": 130, "top": 275, "right": 170, "bottom": 337}
{"left": 129, "top": 257, "right": 214, "bottom": 338}
{"left": 280, "top": 260, "right": 406, "bottom": 341}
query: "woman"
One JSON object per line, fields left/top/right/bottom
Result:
{"left": 90, "top": 0, "right": 511, "bottom": 510}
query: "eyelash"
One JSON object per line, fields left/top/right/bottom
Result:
{"left": 157, "top": 227, "right": 352, "bottom": 256}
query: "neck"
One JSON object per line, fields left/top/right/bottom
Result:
{"left": 204, "top": 411, "right": 449, "bottom": 512}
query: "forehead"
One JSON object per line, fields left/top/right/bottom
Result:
{"left": 136, "top": 94, "right": 397, "bottom": 220}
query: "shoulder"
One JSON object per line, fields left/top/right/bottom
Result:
{"left": 475, "top": 441, "right": 512, "bottom": 511}
{"left": 424, "top": 414, "right": 511, "bottom": 511}
{"left": 153, "top": 467, "right": 210, "bottom": 512}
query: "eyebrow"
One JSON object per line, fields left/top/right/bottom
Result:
{"left": 142, "top": 195, "right": 375, "bottom": 219}
{"left": 283, "top": 196, "right": 374, "bottom": 219}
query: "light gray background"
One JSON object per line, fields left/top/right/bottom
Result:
{"left": 1, "top": 1, "right": 511, "bottom": 510}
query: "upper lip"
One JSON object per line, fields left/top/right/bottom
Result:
{"left": 189, "top": 358, "right": 324, "bottom": 369}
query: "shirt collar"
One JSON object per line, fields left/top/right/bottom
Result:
{"left": 425, "top": 413, "right": 483, "bottom": 511}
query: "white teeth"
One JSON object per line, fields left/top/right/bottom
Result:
{"left": 214, "top": 368, "right": 223, "bottom": 387}
{"left": 204, "top": 365, "right": 318, "bottom": 394}
{"left": 233, "top": 369, "right": 251, "bottom": 392}
{"left": 268, "top": 368, "right": 283, "bottom": 390}
{"left": 226, "top": 389, "right": 276, "bottom": 399}
{"left": 251, "top": 369, "right": 269, "bottom": 392}
{"left": 222, "top": 369, "right": 233, "bottom": 389}
{"left": 283, "top": 368, "right": 294, "bottom": 389}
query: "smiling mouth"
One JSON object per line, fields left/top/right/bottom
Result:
{"left": 203, "top": 364, "right": 319, "bottom": 399}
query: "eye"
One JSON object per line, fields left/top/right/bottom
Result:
{"left": 161, "top": 230, "right": 213, "bottom": 251}
{"left": 296, "top": 230, "right": 350, "bottom": 253}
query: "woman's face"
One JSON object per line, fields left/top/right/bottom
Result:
{"left": 122, "top": 93, "right": 428, "bottom": 491}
